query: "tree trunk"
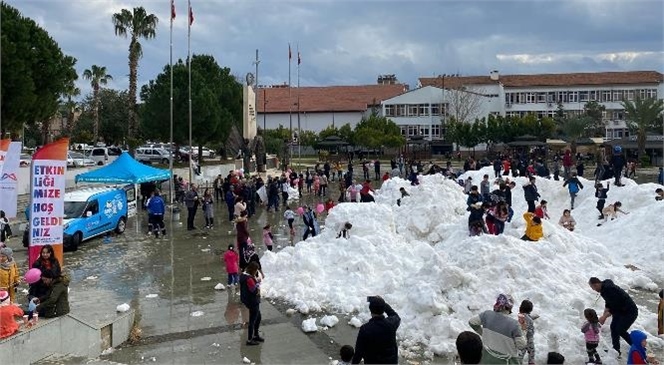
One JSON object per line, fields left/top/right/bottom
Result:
{"left": 93, "top": 89, "right": 99, "bottom": 143}
{"left": 638, "top": 129, "right": 646, "bottom": 160}
{"left": 127, "top": 40, "right": 139, "bottom": 142}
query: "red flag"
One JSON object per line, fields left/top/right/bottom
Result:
{"left": 288, "top": 44, "right": 292, "bottom": 60}
{"left": 171, "top": 0, "right": 176, "bottom": 20}
{"left": 298, "top": 52, "right": 301, "bottom": 65}
{"left": 189, "top": 5, "right": 194, "bottom": 25}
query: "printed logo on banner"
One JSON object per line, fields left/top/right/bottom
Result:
{"left": 1, "top": 173, "right": 17, "bottom": 181}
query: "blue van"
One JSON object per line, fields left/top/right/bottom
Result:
{"left": 24, "top": 185, "right": 136, "bottom": 251}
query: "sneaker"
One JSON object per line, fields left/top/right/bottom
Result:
{"left": 246, "top": 340, "right": 260, "bottom": 346}
{"left": 253, "top": 335, "right": 265, "bottom": 342}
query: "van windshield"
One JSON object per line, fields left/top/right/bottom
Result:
{"left": 64, "top": 201, "right": 87, "bottom": 219}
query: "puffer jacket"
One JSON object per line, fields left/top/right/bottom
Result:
{"left": 36, "top": 275, "right": 70, "bottom": 318}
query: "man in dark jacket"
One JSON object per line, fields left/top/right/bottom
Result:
{"left": 523, "top": 177, "right": 540, "bottom": 213}
{"left": 35, "top": 270, "right": 70, "bottom": 318}
{"left": 146, "top": 190, "right": 166, "bottom": 237}
{"left": 610, "top": 151, "right": 625, "bottom": 186}
{"left": 240, "top": 262, "right": 263, "bottom": 346}
{"left": 184, "top": 184, "right": 199, "bottom": 230}
{"left": 589, "top": 277, "right": 638, "bottom": 355}
{"left": 352, "top": 296, "right": 400, "bottom": 364}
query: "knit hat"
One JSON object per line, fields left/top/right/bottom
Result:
{"left": 493, "top": 294, "right": 514, "bottom": 312}
{"left": 0, "top": 290, "right": 8, "bottom": 302}
{"left": 0, "top": 247, "right": 12, "bottom": 259}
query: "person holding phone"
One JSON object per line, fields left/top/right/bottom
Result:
{"left": 352, "top": 296, "right": 400, "bottom": 364}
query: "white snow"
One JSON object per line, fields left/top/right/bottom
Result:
{"left": 320, "top": 315, "right": 339, "bottom": 328}
{"left": 214, "top": 283, "right": 225, "bottom": 290}
{"left": 116, "top": 303, "right": 130, "bottom": 312}
{"left": 348, "top": 317, "right": 362, "bottom": 328}
{"left": 261, "top": 168, "right": 664, "bottom": 363}
{"left": 200, "top": 277, "right": 212, "bottom": 281}
{"left": 190, "top": 311, "right": 204, "bottom": 317}
{"left": 242, "top": 357, "right": 251, "bottom": 364}
{"left": 301, "top": 318, "right": 318, "bottom": 333}
{"left": 145, "top": 294, "right": 158, "bottom": 298}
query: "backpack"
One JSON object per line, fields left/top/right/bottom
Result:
{"left": 568, "top": 181, "right": 579, "bottom": 194}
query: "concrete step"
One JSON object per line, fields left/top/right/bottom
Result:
{"left": 35, "top": 353, "right": 127, "bottom": 365}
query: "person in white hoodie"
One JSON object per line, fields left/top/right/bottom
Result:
{"left": 469, "top": 294, "right": 526, "bottom": 364}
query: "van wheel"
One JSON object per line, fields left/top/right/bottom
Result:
{"left": 97, "top": 161, "right": 103, "bottom": 166}
{"left": 161, "top": 158, "right": 169, "bottom": 165}
{"left": 115, "top": 217, "right": 127, "bottom": 234}
{"left": 66, "top": 232, "right": 81, "bottom": 252}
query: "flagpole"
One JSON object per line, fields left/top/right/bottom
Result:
{"left": 168, "top": 0, "right": 174, "bottom": 206}
{"left": 297, "top": 44, "right": 301, "bottom": 170}
{"left": 188, "top": 0, "right": 193, "bottom": 183}
{"left": 288, "top": 43, "right": 292, "bottom": 171}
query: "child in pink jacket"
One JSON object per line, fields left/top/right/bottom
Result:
{"left": 223, "top": 244, "right": 239, "bottom": 287}
{"left": 262, "top": 224, "right": 274, "bottom": 251}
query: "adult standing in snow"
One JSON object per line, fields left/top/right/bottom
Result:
{"left": 610, "top": 146, "right": 626, "bottom": 186}
{"left": 374, "top": 160, "right": 381, "bottom": 180}
{"left": 523, "top": 177, "right": 540, "bottom": 213}
{"left": 562, "top": 172, "right": 583, "bottom": 210}
{"left": 562, "top": 150, "right": 573, "bottom": 179}
{"left": 352, "top": 296, "right": 400, "bottom": 364}
{"left": 469, "top": 294, "right": 526, "bottom": 364}
{"left": 302, "top": 207, "right": 318, "bottom": 240}
{"left": 360, "top": 180, "right": 375, "bottom": 202}
{"left": 588, "top": 277, "right": 638, "bottom": 357}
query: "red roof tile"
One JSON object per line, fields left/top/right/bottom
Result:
{"left": 256, "top": 84, "right": 407, "bottom": 113}
{"left": 419, "top": 71, "right": 664, "bottom": 89}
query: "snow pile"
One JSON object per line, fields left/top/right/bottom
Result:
{"left": 116, "top": 303, "right": 130, "bottom": 312}
{"left": 262, "top": 167, "right": 663, "bottom": 363}
{"left": 301, "top": 318, "right": 318, "bottom": 333}
{"left": 320, "top": 315, "right": 339, "bottom": 328}
{"left": 460, "top": 167, "right": 664, "bottom": 280}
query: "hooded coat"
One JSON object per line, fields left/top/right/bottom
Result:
{"left": 627, "top": 330, "right": 648, "bottom": 364}
{"left": 37, "top": 275, "right": 70, "bottom": 318}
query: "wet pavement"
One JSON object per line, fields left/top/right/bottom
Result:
{"left": 8, "top": 163, "right": 664, "bottom": 364}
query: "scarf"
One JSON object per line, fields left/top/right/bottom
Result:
{"left": 243, "top": 242, "right": 256, "bottom": 263}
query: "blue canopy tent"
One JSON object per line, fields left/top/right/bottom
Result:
{"left": 75, "top": 152, "right": 171, "bottom": 184}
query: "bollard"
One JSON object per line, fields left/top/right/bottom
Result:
{"left": 171, "top": 206, "right": 181, "bottom": 221}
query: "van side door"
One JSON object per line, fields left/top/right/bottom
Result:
{"left": 82, "top": 199, "right": 102, "bottom": 239}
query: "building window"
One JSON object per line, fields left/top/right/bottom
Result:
{"left": 613, "top": 110, "right": 624, "bottom": 120}
{"left": 419, "top": 104, "right": 428, "bottom": 116}
{"left": 590, "top": 90, "right": 597, "bottom": 101}
{"left": 420, "top": 127, "right": 429, "bottom": 136}
{"left": 626, "top": 90, "right": 635, "bottom": 101}
{"left": 385, "top": 105, "right": 395, "bottom": 117}
{"left": 431, "top": 125, "right": 441, "bottom": 139}
{"left": 400, "top": 126, "right": 406, "bottom": 136}
{"left": 431, "top": 104, "right": 440, "bottom": 116}
{"left": 407, "top": 125, "right": 418, "bottom": 136}
{"left": 579, "top": 91, "right": 589, "bottom": 102}
{"left": 612, "top": 91, "right": 623, "bottom": 102}
{"left": 408, "top": 105, "right": 418, "bottom": 117}
{"left": 526, "top": 93, "right": 536, "bottom": 103}
{"left": 396, "top": 105, "right": 406, "bottom": 117}
{"left": 569, "top": 91, "right": 578, "bottom": 103}
{"left": 647, "top": 89, "right": 658, "bottom": 98}
{"left": 601, "top": 91, "right": 611, "bottom": 102}
{"left": 537, "top": 93, "right": 546, "bottom": 103}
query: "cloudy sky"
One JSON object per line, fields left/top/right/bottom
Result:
{"left": 6, "top": 0, "right": 664, "bottom": 99}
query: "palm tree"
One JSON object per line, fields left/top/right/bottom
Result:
{"left": 112, "top": 7, "right": 158, "bottom": 140}
{"left": 561, "top": 116, "right": 591, "bottom": 155}
{"left": 83, "top": 65, "right": 113, "bottom": 142}
{"left": 622, "top": 97, "right": 664, "bottom": 160}
{"left": 62, "top": 84, "right": 81, "bottom": 134}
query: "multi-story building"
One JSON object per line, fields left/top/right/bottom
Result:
{"left": 256, "top": 84, "right": 407, "bottom": 133}
{"left": 413, "top": 70, "right": 664, "bottom": 141}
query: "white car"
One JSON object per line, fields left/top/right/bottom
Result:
{"left": 19, "top": 154, "right": 32, "bottom": 167}
{"left": 89, "top": 146, "right": 122, "bottom": 166}
{"left": 67, "top": 152, "right": 96, "bottom": 168}
{"left": 184, "top": 146, "right": 216, "bottom": 158}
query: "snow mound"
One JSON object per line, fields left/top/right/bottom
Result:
{"left": 262, "top": 167, "right": 663, "bottom": 362}
{"left": 214, "top": 283, "right": 225, "bottom": 290}
{"left": 320, "top": 315, "right": 339, "bottom": 328}
{"left": 301, "top": 318, "right": 318, "bottom": 333}
{"left": 116, "top": 303, "right": 130, "bottom": 312}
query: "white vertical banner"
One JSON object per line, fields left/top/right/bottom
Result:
{"left": 0, "top": 139, "right": 10, "bottom": 176}
{"left": 0, "top": 142, "right": 22, "bottom": 218}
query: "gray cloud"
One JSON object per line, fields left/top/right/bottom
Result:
{"left": 5, "top": 0, "right": 663, "bottom": 99}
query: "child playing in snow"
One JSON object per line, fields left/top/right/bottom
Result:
{"left": 518, "top": 300, "right": 536, "bottom": 365}
{"left": 521, "top": 212, "right": 543, "bottom": 241}
{"left": 337, "top": 222, "right": 352, "bottom": 239}
{"left": 658, "top": 289, "right": 663, "bottom": 336}
{"left": 480, "top": 174, "right": 491, "bottom": 201}
{"left": 262, "top": 224, "right": 274, "bottom": 251}
{"left": 595, "top": 182, "right": 610, "bottom": 219}
{"left": 582, "top": 308, "right": 602, "bottom": 364}
{"left": 656, "top": 188, "right": 663, "bottom": 202}
{"left": 338, "top": 345, "right": 354, "bottom": 365}
{"left": 223, "top": 244, "right": 239, "bottom": 288}
{"left": 627, "top": 330, "right": 659, "bottom": 364}
{"left": 534, "top": 200, "right": 550, "bottom": 220}
{"left": 558, "top": 209, "right": 576, "bottom": 232}
{"left": 283, "top": 207, "right": 296, "bottom": 236}
{"left": 597, "top": 201, "right": 629, "bottom": 226}
{"left": 464, "top": 177, "right": 473, "bottom": 194}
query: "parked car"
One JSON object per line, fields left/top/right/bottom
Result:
{"left": 89, "top": 146, "right": 122, "bottom": 165}
{"left": 19, "top": 154, "right": 31, "bottom": 167}
{"left": 67, "top": 151, "right": 96, "bottom": 167}
{"left": 134, "top": 147, "right": 172, "bottom": 165}
{"left": 22, "top": 185, "right": 137, "bottom": 251}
